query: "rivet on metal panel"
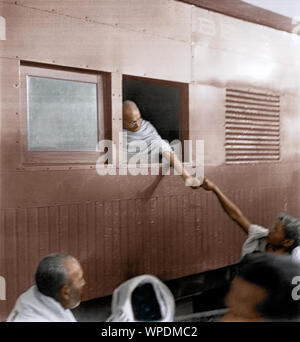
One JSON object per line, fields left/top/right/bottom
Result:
{"left": 16, "top": 141, "right": 19, "bottom": 144}
{"left": 86, "top": 65, "right": 89, "bottom": 68}
{"left": 16, "top": 112, "right": 18, "bottom": 115}
{"left": 14, "top": 84, "right": 19, "bottom": 88}
{"left": 52, "top": 60, "right": 56, "bottom": 64}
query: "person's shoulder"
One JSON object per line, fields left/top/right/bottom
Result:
{"left": 248, "top": 224, "right": 269, "bottom": 237}
{"left": 8, "top": 313, "right": 49, "bottom": 322}
{"left": 14, "top": 285, "right": 36, "bottom": 302}
{"left": 141, "top": 119, "right": 152, "bottom": 128}
{"left": 141, "top": 119, "right": 158, "bottom": 134}
{"left": 291, "top": 246, "right": 300, "bottom": 263}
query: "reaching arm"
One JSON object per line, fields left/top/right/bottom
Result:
{"left": 201, "top": 178, "right": 251, "bottom": 233}
{"left": 162, "top": 151, "right": 202, "bottom": 188}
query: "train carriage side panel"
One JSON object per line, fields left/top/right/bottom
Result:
{"left": 1, "top": 0, "right": 300, "bottom": 321}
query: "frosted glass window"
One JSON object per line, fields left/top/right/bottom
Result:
{"left": 27, "top": 76, "right": 98, "bottom": 151}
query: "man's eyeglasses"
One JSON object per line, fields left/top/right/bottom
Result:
{"left": 128, "top": 118, "right": 142, "bottom": 128}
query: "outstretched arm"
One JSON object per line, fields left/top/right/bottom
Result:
{"left": 201, "top": 178, "right": 251, "bottom": 233}
{"left": 162, "top": 151, "right": 202, "bottom": 188}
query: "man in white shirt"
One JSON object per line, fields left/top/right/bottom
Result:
{"left": 123, "top": 100, "right": 202, "bottom": 187}
{"left": 7, "top": 253, "right": 86, "bottom": 322}
{"left": 201, "top": 178, "right": 300, "bottom": 261}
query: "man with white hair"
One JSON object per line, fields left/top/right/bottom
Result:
{"left": 201, "top": 178, "right": 300, "bottom": 262}
{"left": 7, "top": 253, "right": 86, "bottom": 322}
{"left": 123, "top": 100, "right": 202, "bottom": 188}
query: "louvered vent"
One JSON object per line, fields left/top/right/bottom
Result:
{"left": 225, "top": 88, "right": 280, "bottom": 164}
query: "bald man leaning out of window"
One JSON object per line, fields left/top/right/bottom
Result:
{"left": 122, "top": 100, "right": 202, "bottom": 188}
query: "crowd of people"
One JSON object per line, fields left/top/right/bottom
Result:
{"left": 6, "top": 101, "right": 300, "bottom": 322}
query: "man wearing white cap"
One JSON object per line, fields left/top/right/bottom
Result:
{"left": 106, "top": 274, "right": 175, "bottom": 322}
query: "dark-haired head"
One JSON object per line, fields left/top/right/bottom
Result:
{"left": 35, "top": 254, "right": 85, "bottom": 309}
{"left": 226, "top": 252, "right": 300, "bottom": 321}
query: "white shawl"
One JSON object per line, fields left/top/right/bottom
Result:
{"left": 106, "top": 274, "right": 175, "bottom": 322}
{"left": 7, "top": 285, "right": 76, "bottom": 322}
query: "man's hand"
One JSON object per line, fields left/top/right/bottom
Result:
{"left": 163, "top": 151, "right": 203, "bottom": 189}
{"left": 201, "top": 177, "right": 216, "bottom": 192}
{"left": 184, "top": 176, "right": 203, "bottom": 189}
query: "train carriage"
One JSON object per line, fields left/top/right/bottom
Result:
{"left": 1, "top": 0, "right": 300, "bottom": 321}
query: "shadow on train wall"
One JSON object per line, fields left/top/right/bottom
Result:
{"left": 1, "top": 0, "right": 300, "bottom": 320}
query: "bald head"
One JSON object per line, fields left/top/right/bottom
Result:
{"left": 123, "top": 101, "right": 142, "bottom": 132}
